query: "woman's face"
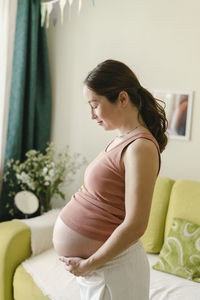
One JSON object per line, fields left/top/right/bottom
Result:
{"left": 84, "top": 86, "right": 120, "bottom": 131}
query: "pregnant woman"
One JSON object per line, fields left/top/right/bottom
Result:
{"left": 53, "top": 59, "right": 168, "bottom": 300}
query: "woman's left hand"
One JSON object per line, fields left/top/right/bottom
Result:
{"left": 59, "top": 256, "right": 93, "bottom": 277}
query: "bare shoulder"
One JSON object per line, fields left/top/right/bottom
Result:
{"left": 125, "top": 137, "right": 158, "bottom": 158}
{"left": 123, "top": 137, "right": 159, "bottom": 173}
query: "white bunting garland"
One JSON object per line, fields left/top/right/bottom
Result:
{"left": 40, "top": 0, "right": 95, "bottom": 27}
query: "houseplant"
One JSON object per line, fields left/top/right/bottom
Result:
{"left": 3, "top": 142, "right": 86, "bottom": 215}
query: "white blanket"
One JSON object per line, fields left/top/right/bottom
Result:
{"left": 16, "top": 209, "right": 61, "bottom": 256}
{"left": 22, "top": 248, "right": 80, "bottom": 300}
{"left": 22, "top": 249, "right": 200, "bottom": 300}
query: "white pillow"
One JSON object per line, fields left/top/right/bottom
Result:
{"left": 16, "top": 209, "right": 61, "bottom": 256}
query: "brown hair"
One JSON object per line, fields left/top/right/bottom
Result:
{"left": 84, "top": 59, "right": 168, "bottom": 153}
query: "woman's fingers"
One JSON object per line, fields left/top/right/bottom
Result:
{"left": 59, "top": 256, "right": 90, "bottom": 276}
{"left": 59, "top": 256, "right": 68, "bottom": 262}
{"left": 65, "top": 264, "right": 73, "bottom": 272}
{"left": 59, "top": 256, "right": 73, "bottom": 265}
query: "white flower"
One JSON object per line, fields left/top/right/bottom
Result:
{"left": 16, "top": 172, "right": 36, "bottom": 190}
{"left": 28, "top": 181, "right": 36, "bottom": 190}
{"left": 49, "top": 169, "right": 54, "bottom": 176}
{"left": 44, "top": 182, "right": 49, "bottom": 186}
{"left": 20, "top": 172, "right": 30, "bottom": 184}
{"left": 16, "top": 174, "right": 22, "bottom": 180}
{"left": 47, "top": 169, "right": 55, "bottom": 184}
{"left": 27, "top": 150, "right": 37, "bottom": 155}
{"left": 42, "top": 167, "right": 48, "bottom": 175}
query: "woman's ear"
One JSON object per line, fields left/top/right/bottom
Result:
{"left": 118, "top": 91, "right": 129, "bottom": 107}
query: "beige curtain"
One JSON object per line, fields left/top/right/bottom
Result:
{"left": 0, "top": 0, "right": 18, "bottom": 194}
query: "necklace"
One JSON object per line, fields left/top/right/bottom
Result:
{"left": 117, "top": 125, "right": 141, "bottom": 138}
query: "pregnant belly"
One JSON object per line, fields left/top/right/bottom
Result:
{"left": 53, "top": 215, "right": 104, "bottom": 258}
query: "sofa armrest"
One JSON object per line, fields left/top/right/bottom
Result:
{"left": 0, "top": 220, "right": 31, "bottom": 300}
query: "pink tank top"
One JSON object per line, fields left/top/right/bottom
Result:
{"left": 60, "top": 132, "right": 161, "bottom": 242}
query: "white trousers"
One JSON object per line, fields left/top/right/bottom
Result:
{"left": 76, "top": 240, "right": 150, "bottom": 300}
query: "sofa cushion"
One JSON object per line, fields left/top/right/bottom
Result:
{"left": 164, "top": 179, "right": 200, "bottom": 239}
{"left": 141, "top": 176, "right": 175, "bottom": 253}
{"left": 152, "top": 217, "right": 200, "bottom": 283}
{"left": 13, "top": 264, "right": 50, "bottom": 300}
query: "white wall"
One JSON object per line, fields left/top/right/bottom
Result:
{"left": 46, "top": 0, "right": 200, "bottom": 206}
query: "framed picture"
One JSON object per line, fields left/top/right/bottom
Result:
{"left": 152, "top": 90, "right": 194, "bottom": 140}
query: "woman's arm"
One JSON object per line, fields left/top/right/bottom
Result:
{"left": 60, "top": 139, "right": 159, "bottom": 275}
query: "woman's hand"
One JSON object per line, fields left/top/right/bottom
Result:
{"left": 59, "top": 256, "right": 93, "bottom": 277}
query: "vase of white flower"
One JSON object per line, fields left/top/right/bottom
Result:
{"left": 3, "top": 143, "right": 86, "bottom": 216}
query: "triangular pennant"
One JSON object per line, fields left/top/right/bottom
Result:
{"left": 52, "top": 3, "right": 59, "bottom": 26}
{"left": 46, "top": 3, "right": 53, "bottom": 28}
{"left": 59, "top": 0, "right": 67, "bottom": 24}
{"left": 40, "top": 3, "right": 47, "bottom": 27}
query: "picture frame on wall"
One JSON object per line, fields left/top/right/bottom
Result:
{"left": 152, "top": 90, "right": 193, "bottom": 141}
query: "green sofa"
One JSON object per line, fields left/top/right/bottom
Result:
{"left": 1, "top": 176, "right": 200, "bottom": 300}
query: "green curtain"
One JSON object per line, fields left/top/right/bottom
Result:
{"left": 0, "top": 0, "right": 52, "bottom": 221}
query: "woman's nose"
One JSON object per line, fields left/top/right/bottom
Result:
{"left": 91, "top": 109, "right": 97, "bottom": 120}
